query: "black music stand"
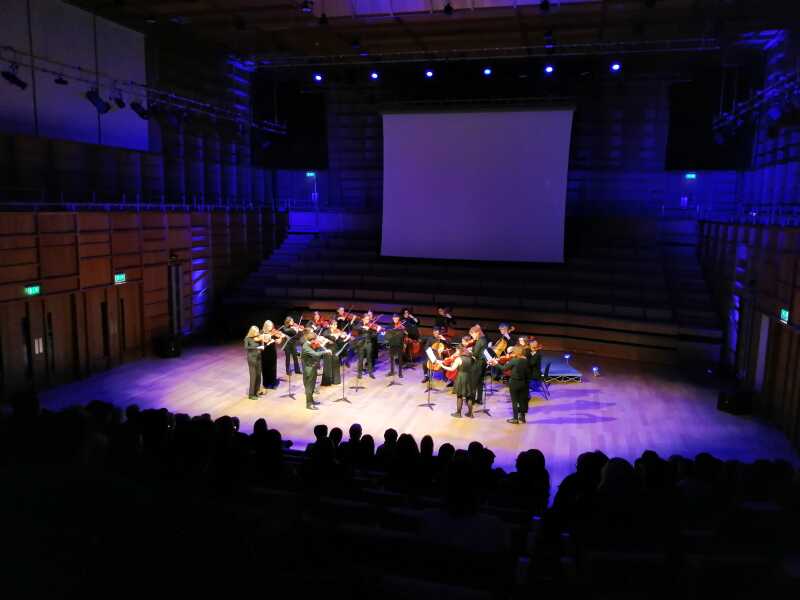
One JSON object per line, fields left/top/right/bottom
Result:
{"left": 418, "top": 347, "right": 438, "bottom": 410}
{"left": 385, "top": 329, "right": 403, "bottom": 388}
{"left": 334, "top": 340, "right": 352, "bottom": 403}
{"left": 279, "top": 332, "right": 298, "bottom": 400}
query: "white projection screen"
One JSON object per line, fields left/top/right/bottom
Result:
{"left": 381, "top": 109, "right": 574, "bottom": 262}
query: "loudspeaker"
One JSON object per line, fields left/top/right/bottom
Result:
{"left": 717, "top": 390, "right": 752, "bottom": 415}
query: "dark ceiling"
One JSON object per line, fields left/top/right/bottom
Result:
{"left": 67, "top": 1, "right": 795, "bottom": 65}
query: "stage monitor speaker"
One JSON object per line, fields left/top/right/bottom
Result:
{"left": 717, "top": 390, "right": 752, "bottom": 415}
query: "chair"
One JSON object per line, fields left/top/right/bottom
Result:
{"left": 531, "top": 363, "right": 551, "bottom": 400}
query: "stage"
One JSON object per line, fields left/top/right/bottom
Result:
{"left": 39, "top": 342, "right": 799, "bottom": 493}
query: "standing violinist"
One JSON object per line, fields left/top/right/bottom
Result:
{"left": 421, "top": 326, "right": 451, "bottom": 384}
{"left": 469, "top": 324, "right": 489, "bottom": 406}
{"left": 434, "top": 306, "right": 456, "bottom": 335}
{"left": 282, "top": 316, "right": 303, "bottom": 375}
{"left": 491, "top": 323, "right": 515, "bottom": 381}
{"left": 301, "top": 329, "right": 332, "bottom": 410}
{"left": 320, "top": 320, "right": 349, "bottom": 386}
{"left": 437, "top": 337, "right": 476, "bottom": 418}
{"left": 355, "top": 311, "right": 379, "bottom": 379}
{"left": 309, "top": 310, "right": 328, "bottom": 333}
{"left": 386, "top": 314, "right": 405, "bottom": 378}
{"left": 488, "top": 345, "right": 532, "bottom": 424}
{"left": 401, "top": 308, "right": 420, "bottom": 340}
{"left": 335, "top": 306, "right": 356, "bottom": 330}
{"left": 260, "top": 320, "right": 284, "bottom": 390}
{"left": 528, "top": 339, "right": 544, "bottom": 393}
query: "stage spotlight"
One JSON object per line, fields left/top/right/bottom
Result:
{"left": 592, "top": 366, "right": 600, "bottom": 377}
{"left": 54, "top": 75, "right": 68, "bottom": 85}
{"left": 483, "top": 67, "right": 492, "bottom": 76}
{"left": 114, "top": 95, "right": 126, "bottom": 109}
{"left": 610, "top": 62, "right": 622, "bottom": 72}
{"left": 313, "top": 73, "right": 323, "bottom": 82}
{"left": 2, "top": 64, "right": 27, "bottom": 90}
{"left": 443, "top": 2, "right": 454, "bottom": 16}
{"left": 130, "top": 101, "right": 149, "bottom": 120}
{"left": 544, "top": 64, "right": 555, "bottom": 75}
{"left": 425, "top": 69, "right": 434, "bottom": 78}
{"left": 563, "top": 353, "right": 572, "bottom": 363}
{"left": 85, "top": 88, "right": 111, "bottom": 114}
{"left": 370, "top": 71, "right": 379, "bottom": 80}
{"left": 300, "top": 1, "right": 313, "bottom": 14}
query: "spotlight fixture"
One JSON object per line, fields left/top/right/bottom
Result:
{"left": 54, "top": 75, "right": 68, "bottom": 85}
{"left": 1, "top": 63, "right": 27, "bottom": 90}
{"left": 544, "top": 64, "right": 555, "bottom": 75}
{"left": 563, "top": 353, "right": 572, "bottom": 362}
{"left": 85, "top": 88, "right": 111, "bottom": 114}
{"left": 443, "top": 2, "right": 454, "bottom": 15}
{"left": 130, "top": 101, "right": 149, "bottom": 120}
{"left": 319, "top": 13, "right": 328, "bottom": 25}
{"left": 370, "top": 71, "right": 379, "bottom": 80}
{"left": 300, "top": 0, "right": 313, "bottom": 14}
{"left": 539, "top": 0, "right": 551, "bottom": 14}
{"left": 610, "top": 62, "right": 622, "bottom": 72}
{"left": 425, "top": 69, "right": 434, "bottom": 78}
{"left": 313, "top": 72, "right": 323, "bottom": 82}
{"left": 592, "top": 366, "right": 600, "bottom": 377}
{"left": 114, "top": 95, "right": 126, "bottom": 109}
{"left": 483, "top": 67, "right": 492, "bottom": 76}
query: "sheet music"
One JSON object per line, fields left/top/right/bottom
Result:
{"left": 425, "top": 347, "right": 438, "bottom": 364}
{"left": 483, "top": 349, "right": 494, "bottom": 361}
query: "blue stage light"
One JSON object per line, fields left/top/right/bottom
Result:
{"left": 563, "top": 353, "right": 571, "bottom": 361}
{"left": 305, "top": 171, "right": 316, "bottom": 177}
{"left": 684, "top": 172, "right": 697, "bottom": 180}
{"left": 313, "top": 73, "right": 323, "bottom": 82}
{"left": 544, "top": 64, "right": 554, "bottom": 75}
{"left": 483, "top": 67, "right": 492, "bottom": 76}
{"left": 370, "top": 71, "right": 379, "bottom": 80}
{"left": 592, "top": 366, "right": 600, "bottom": 377}
{"left": 425, "top": 69, "right": 434, "bottom": 78}
{"left": 610, "top": 62, "right": 621, "bottom": 72}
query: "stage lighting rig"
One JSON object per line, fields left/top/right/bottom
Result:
{"left": 85, "top": 88, "right": 111, "bottom": 114}
{"left": 130, "top": 101, "right": 149, "bottom": 120}
{"left": 2, "top": 63, "right": 27, "bottom": 90}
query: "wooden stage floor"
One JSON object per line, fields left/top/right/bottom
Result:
{"left": 40, "top": 343, "right": 800, "bottom": 491}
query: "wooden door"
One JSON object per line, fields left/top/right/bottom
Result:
{"left": 116, "top": 281, "right": 143, "bottom": 362}
{"left": 84, "top": 287, "right": 113, "bottom": 373}
{"left": 0, "top": 301, "right": 32, "bottom": 399}
{"left": 43, "top": 293, "right": 82, "bottom": 386}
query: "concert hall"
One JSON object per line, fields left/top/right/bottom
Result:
{"left": 2, "top": 0, "right": 800, "bottom": 597}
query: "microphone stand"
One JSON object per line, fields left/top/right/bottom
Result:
{"left": 334, "top": 339, "right": 352, "bottom": 403}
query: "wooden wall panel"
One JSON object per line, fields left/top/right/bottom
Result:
{"left": 1, "top": 209, "right": 270, "bottom": 399}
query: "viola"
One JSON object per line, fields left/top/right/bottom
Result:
{"left": 442, "top": 352, "right": 461, "bottom": 381}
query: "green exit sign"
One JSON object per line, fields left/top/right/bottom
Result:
{"left": 114, "top": 272, "right": 126, "bottom": 285}
{"left": 780, "top": 307, "right": 790, "bottom": 324}
{"left": 24, "top": 284, "right": 40, "bottom": 297}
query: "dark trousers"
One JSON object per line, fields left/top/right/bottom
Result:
{"left": 388, "top": 347, "right": 403, "bottom": 376}
{"left": 357, "top": 343, "right": 373, "bottom": 375}
{"left": 285, "top": 343, "right": 300, "bottom": 374}
{"left": 472, "top": 361, "right": 487, "bottom": 403}
{"left": 248, "top": 358, "right": 262, "bottom": 398}
{"left": 303, "top": 368, "right": 317, "bottom": 406}
{"left": 509, "top": 379, "right": 530, "bottom": 416}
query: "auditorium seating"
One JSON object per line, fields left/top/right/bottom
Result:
{"left": 2, "top": 399, "right": 798, "bottom": 599}
{"left": 228, "top": 230, "right": 722, "bottom": 365}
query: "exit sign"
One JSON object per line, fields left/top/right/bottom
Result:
{"left": 780, "top": 308, "right": 790, "bottom": 324}
{"left": 24, "top": 284, "right": 40, "bottom": 297}
{"left": 114, "top": 272, "right": 126, "bottom": 285}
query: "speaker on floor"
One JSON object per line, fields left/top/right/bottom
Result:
{"left": 717, "top": 390, "right": 753, "bottom": 415}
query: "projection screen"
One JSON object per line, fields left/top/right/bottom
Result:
{"left": 381, "top": 109, "right": 573, "bottom": 262}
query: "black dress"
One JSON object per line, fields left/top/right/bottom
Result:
{"left": 454, "top": 355, "right": 474, "bottom": 398}
{"left": 320, "top": 331, "right": 342, "bottom": 386}
{"left": 260, "top": 338, "right": 278, "bottom": 388}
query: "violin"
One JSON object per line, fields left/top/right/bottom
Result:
{"left": 441, "top": 349, "right": 464, "bottom": 381}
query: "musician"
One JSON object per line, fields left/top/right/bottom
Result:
{"left": 490, "top": 323, "right": 515, "bottom": 380}
{"left": 355, "top": 311, "right": 380, "bottom": 379}
{"left": 321, "top": 321, "right": 349, "bottom": 386}
{"left": 489, "top": 345, "right": 533, "bottom": 424}
{"left": 401, "top": 308, "right": 420, "bottom": 340}
{"left": 244, "top": 326, "right": 265, "bottom": 400}
{"left": 282, "top": 316, "right": 303, "bottom": 375}
{"left": 437, "top": 337, "right": 476, "bottom": 418}
{"left": 528, "top": 339, "right": 544, "bottom": 391}
{"left": 469, "top": 324, "right": 489, "bottom": 405}
{"left": 335, "top": 306, "right": 356, "bottom": 330}
{"left": 301, "top": 329, "right": 332, "bottom": 410}
{"left": 434, "top": 306, "right": 456, "bottom": 333}
{"left": 421, "top": 326, "right": 452, "bottom": 383}
{"left": 309, "top": 310, "right": 328, "bottom": 333}
{"left": 260, "top": 320, "right": 283, "bottom": 390}
{"left": 386, "top": 313, "right": 406, "bottom": 378}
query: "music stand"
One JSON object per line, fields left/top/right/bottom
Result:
{"left": 418, "top": 346, "right": 438, "bottom": 410}
{"left": 386, "top": 329, "right": 403, "bottom": 388}
{"left": 334, "top": 340, "right": 352, "bottom": 403}
{"left": 473, "top": 349, "right": 493, "bottom": 416}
